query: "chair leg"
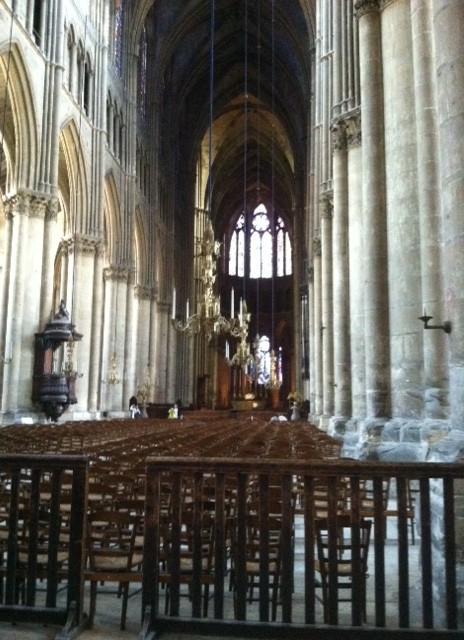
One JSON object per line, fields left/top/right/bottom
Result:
{"left": 89, "top": 581, "right": 97, "bottom": 627}
{"left": 120, "top": 582, "right": 129, "bottom": 630}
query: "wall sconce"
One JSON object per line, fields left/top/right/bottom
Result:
{"left": 418, "top": 310, "right": 451, "bottom": 334}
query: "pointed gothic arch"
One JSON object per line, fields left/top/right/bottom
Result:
{"left": 103, "top": 170, "right": 123, "bottom": 265}
{"left": 0, "top": 41, "right": 38, "bottom": 191}
{"left": 59, "top": 119, "right": 89, "bottom": 235}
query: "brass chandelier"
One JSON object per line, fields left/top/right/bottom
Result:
{"left": 171, "top": 219, "right": 240, "bottom": 343}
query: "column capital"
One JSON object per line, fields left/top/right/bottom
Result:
{"left": 134, "top": 284, "right": 156, "bottom": 301}
{"left": 331, "top": 120, "right": 347, "bottom": 152}
{"left": 346, "top": 110, "right": 362, "bottom": 149}
{"left": 3, "top": 189, "right": 52, "bottom": 220}
{"left": 355, "top": 0, "right": 380, "bottom": 18}
{"left": 45, "top": 196, "right": 60, "bottom": 222}
{"left": 65, "top": 234, "right": 103, "bottom": 256}
{"left": 332, "top": 109, "right": 362, "bottom": 150}
{"left": 320, "top": 192, "right": 333, "bottom": 219}
{"left": 104, "top": 265, "right": 130, "bottom": 283}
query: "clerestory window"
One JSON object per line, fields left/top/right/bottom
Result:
{"left": 228, "top": 203, "right": 292, "bottom": 279}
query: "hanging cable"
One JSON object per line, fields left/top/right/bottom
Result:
{"left": 270, "top": 0, "right": 276, "bottom": 352}
{"left": 242, "top": 0, "right": 248, "bottom": 309}
{"left": 207, "top": 0, "right": 215, "bottom": 220}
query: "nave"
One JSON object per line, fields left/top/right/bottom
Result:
{"left": 0, "top": 416, "right": 461, "bottom": 639}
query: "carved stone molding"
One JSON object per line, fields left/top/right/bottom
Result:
{"left": 3, "top": 189, "right": 50, "bottom": 220}
{"left": 313, "top": 235, "right": 322, "bottom": 257}
{"left": 45, "top": 197, "right": 60, "bottom": 222}
{"left": 320, "top": 192, "right": 333, "bottom": 219}
{"left": 331, "top": 120, "right": 347, "bottom": 152}
{"left": 332, "top": 109, "right": 362, "bottom": 151}
{"left": 355, "top": 0, "right": 380, "bottom": 18}
{"left": 134, "top": 284, "right": 155, "bottom": 300}
{"left": 307, "top": 265, "right": 314, "bottom": 284}
{"left": 104, "top": 265, "right": 130, "bottom": 283}
{"left": 65, "top": 234, "right": 103, "bottom": 257}
{"left": 346, "top": 110, "right": 362, "bottom": 149}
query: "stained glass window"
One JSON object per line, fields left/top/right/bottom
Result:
{"left": 138, "top": 26, "right": 148, "bottom": 120}
{"left": 229, "top": 204, "right": 292, "bottom": 278}
{"left": 114, "top": 0, "right": 124, "bottom": 77}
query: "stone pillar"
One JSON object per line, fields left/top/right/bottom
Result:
{"left": 149, "top": 287, "right": 158, "bottom": 402}
{"left": 321, "top": 194, "right": 334, "bottom": 416}
{"left": 157, "top": 302, "right": 170, "bottom": 403}
{"left": 346, "top": 111, "right": 365, "bottom": 418}
{"left": 88, "top": 242, "right": 104, "bottom": 413}
{"left": 355, "top": 0, "right": 391, "bottom": 418}
{"left": 134, "top": 285, "right": 152, "bottom": 396}
{"left": 1, "top": 191, "right": 47, "bottom": 413}
{"left": 70, "top": 236, "right": 103, "bottom": 413}
{"left": 101, "top": 266, "right": 128, "bottom": 412}
{"left": 432, "top": 0, "right": 464, "bottom": 431}
{"left": 40, "top": 198, "right": 59, "bottom": 327}
{"left": 312, "top": 236, "right": 323, "bottom": 415}
{"left": 331, "top": 119, "right": 351, "bottom": 418}
{"left": 382, "top": 0, "right": 422, "bottom": 418}
{"left": 411, "top": 0, "right": 448, "bottom": 418}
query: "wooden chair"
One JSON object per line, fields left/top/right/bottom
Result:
{"left": 160, "top": 508, "right": 216, "bottom": 617}
{"left": 315, "top": 514, "right": 372, "bottom": 624}
{"left": 230, "top": 512, "right": 283, "bottom": 621}
{"left": 85, "top": 510, "right": 143, "bottom": 630}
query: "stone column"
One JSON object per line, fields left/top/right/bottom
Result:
{"left": 88, "top": 242, "right": 104, "bottom": 413}
{"left": 355, "top": 0, "right": 391, "bottom": 418}
{"left": 321, "top": 194, "right": 334, "bottom": 416}
{"left": 382, "top": 0, "right": 422, "bottom": 418}
{"left": 331, "top": 119, "right": 351, "bottom": 418}
{"left": 312, "top": 236, "right": 323, "bottom": 415}
{"left": 1, "top": 192, "right": 49, "bottom": 413}
{"left": 70, "top": 236, "right": 103, "bottom": 413}
{"left": 157, "top": 302, "right": 171, "bottom": 403}
{"left": 133, "top": 285, "right": 152, "bottom": 396}
{"left": 40, "top": 197, "right": 59, "bottom": 327}
{"left": 149, "top": 286, "right": 158, "bottom": 402}
{"left": 101, "top": 266, "right": 128, "bottom": 412}
{"left": 346, "top": 111, "right": 366, "bottom": 418}
{"left": 411, "top": 0, "right": 448, "bottom": 418}
{"left": 432, "top": 0, "right": 464, "bottom": 431}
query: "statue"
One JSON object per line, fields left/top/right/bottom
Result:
{"left": 56, "top": 299, "right": 70, "bottom": 319}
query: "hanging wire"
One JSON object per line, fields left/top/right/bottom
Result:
{"left": 255, "top": 0, "right": 261, "bottom": 344}
{"left": 207, "top": 0, "right": 215, "bottom": 219}
{"left": 242, "top": 0, "right": 248, "bottom": 304}
{"left": 270, "top": 0, "right": 276, "bottom": 352}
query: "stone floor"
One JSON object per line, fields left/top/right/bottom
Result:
{"left": 0, "top": 514, "right": 422, "bottom": 640}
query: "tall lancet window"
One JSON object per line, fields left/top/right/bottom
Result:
{"left": 138, "top": 25, "right": 148, "bottom": 121}
{"left": 114, "top": 0, "right": 124, "bottom": 77}
{"left": 228, "top": 203, "right": 292, "bottom": 279}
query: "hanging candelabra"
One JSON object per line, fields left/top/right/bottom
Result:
{"left": 103, "top": 351, "right": 121, "bottom": 385}
{"left": 267, "top": 349, "right": 281, "bottom": 390}
{"left": 225, "top": 299, "right": 253, "bottom": 368}
{"left": 61, "top": 335, "right": 83, "bottom": 379}
{"left": 137, "top": 362, "right": 153, "bottom": 404}
{"left": 172, "top": 219, "right": 241, "bottom": 343}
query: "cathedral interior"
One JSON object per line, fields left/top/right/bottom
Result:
{"left": 0, "top": 0, "right": 463, "bottom": 449}
{"left": 0, "top": 1, "right": 463, "bottom": 636}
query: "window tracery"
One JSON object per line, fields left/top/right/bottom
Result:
{"left": 228, "top": 203, "right": 292, "bottom": 279}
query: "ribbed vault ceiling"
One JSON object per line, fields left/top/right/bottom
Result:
{"left": 140, "top": 0, "right": 314, "bottom": 236}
